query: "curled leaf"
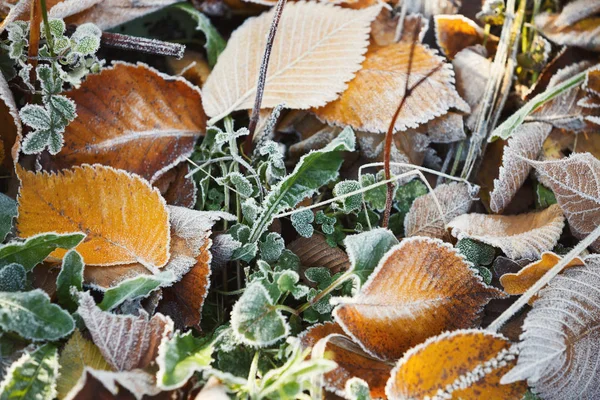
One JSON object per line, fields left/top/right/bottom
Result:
{"left": 535, "top": 0, "right": 600, "bottom": 51}
{"left": 435, "top": 15, "right": 497, "bottom": 59}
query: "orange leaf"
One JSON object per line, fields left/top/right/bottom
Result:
{"left": 434, "top": 15, "right": 498, "bottom": 59}
{"left": 16, "top": 164, "right": 170, "bottom": 268}
{"left": 300, "top": 322, "right": 392, "bottom": 398}
{"left": 333, "top": 237, "right": 504, "bottom": 361}
{"left": 45, "top": 63, "right": 206, "bottom": 183}
{"left": 386, "top": 329, "right": 527, "bottom": 400}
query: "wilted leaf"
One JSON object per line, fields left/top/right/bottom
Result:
{"left": 500, "top": 251, "right": 584, "bottom": 296}
{"left": 0, "top": 68, "right": 21, "bottom": 172}
{"left": 45, "top": 63, "right": 206, "bottom": 183}
{"left": 404, "top": 182, "right": 475, "bottom": 239}
{"left": 16, "top": 165, "right": 170, "bottom": 268}
{"left": 448, "top": 204, "right": 565, "bottom": 259}
{"left": 299, "top": 322, "right": 392, "bottom": 398}
{"left": 0, "top": 344, "right": 59, "bottom": 400}
{"left": 0, "top": 289, "right": 74, "bottom": 341}
{"left": 501, "top": 256, "right": 600, "bottom": 399}
{"left": 535, "top": 0, "right": 600, "bottom": 51}
{"left": 387, "top": 330, "right": 526, "bottom": 400}
{"left": 370, "top": 11, "right": 429, "bottom": 46}
{"left": 435, "top": 15, "right": 497, "bottom": 59}
{"left": 77, "top": 291, "right": 173, "bottom": 371}
{"left": 314, "top": 41, "right": 469, "bottom": 133}
{"left": 66, "top": 368, "right": 162, "bottom": 400}
{"left": 453, "top": 45, "right": 492, "bottom": 130}
{"left": 344, "top": 228, "right": 398, "bottom": 284}
{"left": 288, "top": 235, "right": 350, "bottom": 276}
{"left": 202, "top": 2, "right": 381, "bottom": 122}
{"left": 490, "top": 122, "right": 552, "bottom": 213}
{"left": 0, "top": 232, "right": 84, "bottom": 271}
{"left": 56, "top": 330, "right": 111, "bottom": 400}
{"left": 153, "top": 163, "right": 197, "bottom": 209}
{"left": 56, "top": 249, "right": 84, "bottom": 312}
{"left": 333, "top": 237, "right": 503, "bottom": 360}
{"left": 529, "top": 153, "right": 600, "bottom": 251}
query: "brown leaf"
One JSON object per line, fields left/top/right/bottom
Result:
{"left": 299, "top": 322, "right": 392, "bottom": 398}
{"left": 67, "top": 368, "right": 164, "bottom": 400}
{"left": 404, "top": 182, "right": 475, "bottom": 239}
{"left": 370, "top": 9, "right": 429, "bottom": 46}
{"left": 387, "top": 329, "right": 526, "bottom": 400}
{"left": 333, "top": 237, "right": 504, "bottom": 361}
{"left": 167, "top": 50, "right": 211, "bottom": 89}
{"left": 153, "top": 163, "right": 197, "bottom": 208}
{"left": 529, "top": 152, "right": 600, "bottom": 251}
{"left": 403, "top": 0, "right": 460, "bottom": 18}
{"left": 448, "top": 204, "right": 565, "bottom": 259}
{"left": 45, "top": 63, "right": 206, "bottom": 183}
{"left": 287, "top": 235, "right": 350, "bottom": 277}
{"left": 314, "top": 41, "right": 469, "bottom": 133}
{"left": 535, "top": 0, "right": 600, "bottom": 51}
{"left": 434, "top": 15, "right": 498, "bottom": 59}
{"left": 425, "top": 111, "right": 466, "bottom": 143}
{"left": 0, "top": 70, "right": 21, "bottom": 172}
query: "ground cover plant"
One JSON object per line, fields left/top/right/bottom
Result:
{"left": 0, "top": 0, "right": 599, "bottom": 398}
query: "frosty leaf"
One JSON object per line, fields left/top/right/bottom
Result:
{"left": 490, "top": 122, "right": 552, "bottom": 213}
{"left": 528, "top": 153, "right": 600, "bottom": 251}
{"left": 360, "top": 173, "right": 387, "bottom": 212}
{"left": 448, "top": 205, "right": 565, "bottom": 259}
{"left": 216, "top": 172, "right": 253, "bottom": 198}
{"left": 277, "top": 270, "right": 309, "bottom": 300}
{"left": 48, "top": 63, "right": 206, "bottom": 183}
{"left": 259, "top": 232, "right": 284, "bottom": 263}
{"left": 387, "top": 330, "right": 526, "bottom": 400}
{"left": 0, "top": 344, "right": 59, "bottom": 400}
{"left": 98, "top": 271, "right": 175, "bottom": 311}
{"left": 175, "top": 3, "right": 225, "bottom": 67}
{"left": 202, "top": 3, "right": 381, "bottom": 122}
{"left": 435, "top": 15, "right": 496, "bottom": 59}
{"left": 0, "top": 263, "right": 25, "bottom": 292}
{"left": 56, "top": 330, "right": 111, "bottom": 400}
{"left": 346, "top": 378, "right": 371, "bottom": 400}
{"left": 455, "top": 238, "right": 496, "bottom": 266}
{"left": 333, "top": 237, "right": 503, "bottom": 361}
{"left": 0, "top": 289, "right": 74, "bottom": 341}
{"left": 66, "top": 368, "right": 161, "bottom": 400}
{"left": 231, "top": 281, "right": 290, "bottom": 347}
{"left": 315, "top": 211, "right": 336, "bottom": 235}
{"left": 287, "top": 235, "right": 350, "bottom": 275}
{"left": 16, "top": 165, "right": 170, "bottom": 268}
{"left": 19, "top": 104, "right": 50, "bottom": 130}
{"left": 403, "top": 0, "right": 460, "bottom": 18}
{"left": 0, "top": 70, "right": 22, "bottom": 172}
{"left": 156, "top": 331, "right": 213, "bottom": 390}
{"left": 501, "top": 256, "right": 600, "bottom": 399}
{"left": 314, "top": 41, "right": 469, "bottom": 133}
{"left": 344, "top": 228, "right": 398, "bottom": 284}
{"left": 332, "top": 180, "right": 362, "bottom": 213}
{"left": 299, "top": 322, "right": 392, "bottom": 399}
{"left": 404, "top": 182, "right": 475, "bottom": 239}
{"left": 290, "top": 209, "right": 314, "bottom": 238}
{"left": 535, "top": 0, "right": 600, "bottom": 51}
{"left": 499, "top": 251, "right": 584, "bottom": 296}
{"left": 77, "top": 291, "right": 173, "bottom": 371}
{"left": 56, "top": 249, "right": 84, "bottom": 312}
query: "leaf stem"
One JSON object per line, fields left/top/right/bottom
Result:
{"left": 272, "top": 304, "right": 299, "bottom": 316}
{"left": 296, "top": 270, "right": 354, "bottom": 314}
{"left": 39, "top": 0, "right": 54, "bottom": 57}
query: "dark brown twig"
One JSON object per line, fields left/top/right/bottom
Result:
{"left": 244, "top": 0, "right": 287, "bottom": 155}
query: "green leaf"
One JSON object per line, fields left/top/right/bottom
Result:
{"left": 0, "top": 193, "right": 17, "bottom": 241}
{"left": 0, "top": 289, "right": 74, "bottom": 341}
{"left": 535, "top": 182, "right": 557, "bottom": 209}
{"left": 0, "top": 263, "right": 26, "bottom": 292}
{"left": 231, "top": 282, "right": 290, "bottom": 347}
{"left": 259, "top": 232, "right": 284, "bottom": 263}
{"left": 489, "top": 68, "right": 587, "bottom": 141}
{"left": 332, "top": 180, "right": 362, "bottom": 213}
{"left": 0, "top": 232, "right": 85, "bottom": 271}
{"left": 56, "top": 250, "right": 84, "bottom": 312}
{"left": 175, "top": 3, "right": 226, "bottom": 67}
{"left": 249, "top": 127, "right": 355, "bottom": 243}
{"left": 231, "top": 242, "right": 258, "bottom": 263}
{"left": 455, "top": 238, "right": 496, "bottom": 266}
{"left": 156, "top": 331, "right": 214, "bottom": 390}
{"left": 345, "top": 377, "right": 371, "bottom": 400}
{"left": 290, "top": 209, "right": 314, "bottom": 238}
{"left": 360, "top": 172, "right": 387, "bottom": 211}
{"left": 344, "top": 228, "right": 398, "bottom": 284}
{"left": 98, "top": 271, "right": 175, "bottom": 311}
{"left": 0, "top": 344, "right": 59, "bottom": 400}
{"left": 19, "top": 104, "right": 51, "bottom": 130}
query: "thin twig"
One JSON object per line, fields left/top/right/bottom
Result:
{"left": 244, "top": 0, "right": 287, "bottom": 154}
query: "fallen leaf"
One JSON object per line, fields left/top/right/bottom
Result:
{"left": 448, "top": 204, "right": 565, "bottom": 259}
{"left": 435, "top": 15, "right": 498, "bottom": 59}
{"left": 387, "top": 329, "right": 526, "bottom": 400}
{"left": 153, "top": 163, "right": 197, "bottom": 209}
{"left": 287, "top": 235, "right": 350, "bottom": 278}
{"left": 299, "top": 322, "right": 392, "bottom": 398}
{"left": 45, "top": 63, "right": 206, "bottom": 183}
{"left": 490, "top": 122, "right": 552, "bottom": 213}
{"left": 16, "top": 164, "right": 170, "bottom": 268}
{"left": 202, "top": 3, "right": 381, "bottom": 123}
{"left": 404, "top": 182, "right": 476, "bottom": 239}
{"left": 314, "top": 41, "right": 469, "bottom": 133}
{"left": 0, "top": 70, "right": 21, "bottom": 172}
{"left": 403, "top": 0, "right": 461, "bottom": 18}
{"left": 535, "top": 0, "right": 600, "bottom": 51}
{"left": 425, "top": 112, "right": 466, "bottom": 143}
{"left": 333, "top": 237, "right": 504, "bottom": 361}
{"left": 66, "top": 368, "right": 163, "bottom": 400}
{"left": 528, "top": 153, "right": 600, "bottom": 251}
{"left": 77, "top": 291, "right": 174, "bottom": 371}
{"left": 501, "top": 256, "right": 600, "bottom": 399}
{"left": 500, "top": 251, "right": 584, "bottom": 296}
{"left": 370, "top": 10, "right": 429, "bottom": 46}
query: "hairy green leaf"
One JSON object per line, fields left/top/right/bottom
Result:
{"left": 259, "top": 232, "right": 285, "bottom": 263}
{"left": 0, "top": 344, "right": 59, "bottom": 400}
{"left": 98, "top": 271, "right": 175, "bottom": 311}
{"left": 0, "top": 263, "right": 26, "bottom": 292}
{"left": 344, "top": 228, "right": 398, "bottom": 284}
{"left": 0, "top": 193, "right": 17, "bottom": 242}
{"left": 176, "top": 3, "right": 226, "bottom": 67}
{"left": 0, "top": 232, "right": 85, "bottom": 271}
{"left": 56, "top": 250, "right": 84, "bottom": 312}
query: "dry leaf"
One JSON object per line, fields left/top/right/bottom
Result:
{"left": 0, "top": 70, "right": 21, "bottom": 172}
{"left": 404, "top": 182, "right": 475, "bottom": 239}
{"left": 45, "top": 63, "right": 206, "bottom": 183}
{"left": 501, "top": 256, "right": 600, "bottom": 399}
{"left": 490, "top": 122, "right": 552, "bottom": 213}
{"left": 529, "top": 153, "right": 600, "bottom": 251}
{"left": 434, "top": 15, "right": 497, "bottom": 59}
{"left": 287, "top": 235, "right": 350, "bottom": 277}
{"left": 500, "top": 251, "right": 584, "bottom": 296}
{"left": 453, "top": 45, "right": 492, "bottom": 130}
{"left": 333, "top": 237, "right": 504, "bottom": 361}
{"left": 401, "top": 0, "right": 461, "bottom": 18}
{"left": 67, "top": 368, "right": 163, "bottom": 400}
{"left": 16, "top": 164, "right": 170, "bottom": 268}
{"left": 168, "top": 50, "right": 211, "bottom": 89}
{"left": 202, "top": 3, "right": 381, "bottom": 122}
{"left": 370, "top": 10, "right": 429, "bottom": 46}
{"left": 448, "top": 204, "right": 565, "bottom": 259}
{"left": 314, "top": 41, "right": 469, "bottom": 133}
{"left": 153, "top": 163, "right": 197, "bottom": 209}
{"left": 299, "top": 322, "right": 392, "bottom": 398}
{"left": 425, "top": 112, "right": 466, "bottom": 143}
{"left": 387, "top": 329, "right": 526, "bottom": 400}
{"left": 77, "top": 291, "right": 173, "bottom": 371}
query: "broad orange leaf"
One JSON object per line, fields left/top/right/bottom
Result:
{"left": 386, "top": 329, "right": 527, "bottom": 400}
{"left": 16, "top": 164, "right": 170, "bottom": 268}
{"left": 333, "top": 237, "right": 503, "bottom": 361}
{"left": 434, "top": 15, "right": 498, "bottom": 59}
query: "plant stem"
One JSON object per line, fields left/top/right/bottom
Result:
{"left": 28, "top": 0, "right": 42, "bottom": 82}
{"left": 273, "top": 304, "right": 299, "bottom": 316}
{"left": 39, "top": 0, "right": 54, "bottom": 57}
{"left": 296, "top": 270, "right": 354, "bottom": 314}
